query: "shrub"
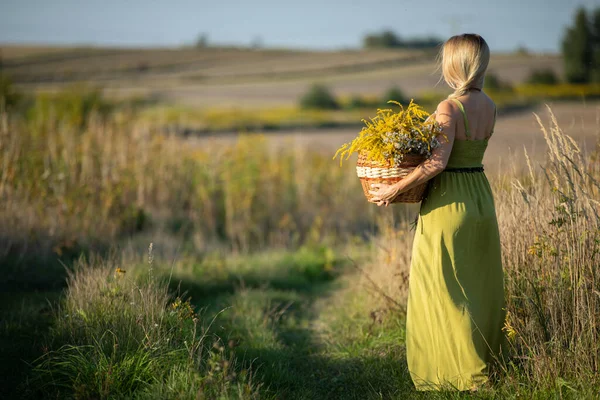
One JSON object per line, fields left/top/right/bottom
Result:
{"left": 0, "top": 73, "right": 22, "bottom": 110}
{"left": 299, "top": 84, "right": 339, "bottom": 110}
{"left": 347, "top": 95, "right": 368, "bottom": 109}
{"left": 484, "top": 72, "right": 512, "bottom": 92}
{"left": 382, "top": 86, "right": 407, "bottom": 105}
{"left": 526, "top": 68, "right": 560, "bottom": 85}
{"left": 27, "top": 84, "right": 113, "bottom": 129}
{"left": 363, "top": 30, "right": 402, "bottom": 49}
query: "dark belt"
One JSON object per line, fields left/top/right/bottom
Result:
{"left": 444, "top": 166, "right": 484, "bottom": 173}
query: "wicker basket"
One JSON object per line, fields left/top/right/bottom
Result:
{"left": 356, "top": 152, "right": 428, "bottom": 203}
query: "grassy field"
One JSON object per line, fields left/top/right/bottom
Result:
{"left": 2, "top": 45, "right": 562, "bottom": 108}
{"left": 1, "top": 96, "right": 599, "bottom": 398}
{"left": 1, "top": 45, "right": 599, "bottom": 399}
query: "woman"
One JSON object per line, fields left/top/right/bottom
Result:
{"left": 369, "top": 33, "right": 506, "bottom": 391}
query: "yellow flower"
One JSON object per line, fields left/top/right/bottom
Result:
{"left": 333, "top": 100, "right": 444, "bottom": 166}
{"left": 502, "top": 311, "right": 518, "bottom": 340}
{"left": 171, "top": 298, "right": 182, "bottom": 310}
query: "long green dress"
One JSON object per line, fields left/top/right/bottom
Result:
{"left": 406, "top": 98, "right": 506, "bottom": 391}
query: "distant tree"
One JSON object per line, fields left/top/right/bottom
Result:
{"left": 401, "top": 36, "right": 443, "bottom": 49}
{"left": 136, "top": 61, "right": 149, "bottom": 73}
{"left": 592, "top": 8, "right": 600, "bottom": 82}
{"left": 347, "top": 95, "right": 368, "bottom": 109}
{"left": 382, "top": 86, "right": 408, "bottom": 105}
{"left": 526, "top": 69, "right": 560, "bottom": 85}
{"left": 363, "top": 30, "right": 441, "bottom": 50}
{"left": 0, "top": 74, "right": 21, "bottom": 110}
{"left": 514, "top": 44, "right": 530, "bottom": 56}
{"left": 562, "top": 8, "right": 593, "bottom": 83}
{"left": 484, "top": 74, "right": 502, "bottom": 91}
{"left": 251, "top": 36, "right": 263, "bottom": 49}
{"left": 363, "top": 30, "right": 401, "bottom": 49}
{"left": 484, "top": 72, "right": 512, "bottom": 92}
{"left": 299, "top": 84, "right": 339, "bottom": 110}
{"left": 196, "top": 33, "right": 209, "bottom": 49}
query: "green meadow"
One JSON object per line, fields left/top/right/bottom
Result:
{"left": 1, "top": 45, "right": 599, "bottom": 399}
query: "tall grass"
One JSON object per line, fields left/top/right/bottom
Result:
{"left": 498, "top": 108, "right": 600, "bottom": 388}
{"left": 355, "top": 106, "right": 600, "bottom": 392}
{"left": 3, "top": 88, "right": 600, "bottom": 395}
{"left": 0, "top": 103, "right": 190, "bottom": 286}
{"left": 1, "top": 94, "right": 408, "bottom": 285}
{"left": 31, "top": 252, "right": 258, "bottom": 399}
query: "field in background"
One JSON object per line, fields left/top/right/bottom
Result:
{"left": 2, "top": 45, "right": 600, "bottom": 399}
{"left": 2, "top": 45, "right": 561, "bottom": 107}
{"left": 3, "top": 45, "right": 590, "bottom": 151}
{"left": 4, "top": 44, "right": 593, "bottom": 163}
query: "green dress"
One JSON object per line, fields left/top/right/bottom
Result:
{"left": 406, "top": 98, "right": 506, "bottom": 391}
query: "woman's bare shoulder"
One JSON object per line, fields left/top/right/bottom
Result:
{"left": 481, "top": 92, "right": 497, "bottom": 110}
{"left": 435, "top": 99, "right": 459, "bottom": 119}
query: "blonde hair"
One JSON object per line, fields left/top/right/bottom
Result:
{"left": 438, "top": 34, "right": 490, "bottom": 98}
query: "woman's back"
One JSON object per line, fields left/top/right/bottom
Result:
{"left": 449, "top": 91, "right": 497, "bottom": 142}
{"left": 443, "top": 92, "right": 498, "bottom": 170}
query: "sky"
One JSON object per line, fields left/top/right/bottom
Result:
{"left": 1, "top": 0, "right": 599, "bottom": 52}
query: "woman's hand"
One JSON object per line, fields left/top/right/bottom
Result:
{"left": 368, "top": 182, "right": 400, "bottom": 207}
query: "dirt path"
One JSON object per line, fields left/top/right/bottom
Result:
{"left": 175, "top": 253, "right": 413, "bottom": 399}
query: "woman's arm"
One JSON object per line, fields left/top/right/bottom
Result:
{"left": 369, "top": 100, "right": 457, "bottom": 206}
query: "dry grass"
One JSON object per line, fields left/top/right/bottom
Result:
{"left": 0, "top": 100, "right": 392, "bottom": 273}
{"left": 2, "top": 90, "right": 599, "bottom": 394}
{"left": 0, "top": 107, "right": 188, "bottom": 260}
{"left": 354, "top": 106, "right": 600, "bottom": 390}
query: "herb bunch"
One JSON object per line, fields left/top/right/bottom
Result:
{"left": 334, "top": 100, "right": 444, "bottom": 166}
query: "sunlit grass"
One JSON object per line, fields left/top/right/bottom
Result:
{"left": 137, "top": 83, "right": 600, "bottom": 133}
{"left": 29, "top": 253, "right": 259, "bottom": 399}
{"left": 1, "top": 90, "right": 599, "bottom": 398}
{"left": 355, "top": 107, "right": 600, "bottom": 395}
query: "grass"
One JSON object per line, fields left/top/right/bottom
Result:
{"left": 140, "top": 104, "right": 359, "bottom": 132}
{"left": 353, "top": 108, "right": 600, "bottom": 396}
{"left": 25, "top": 254, "right": 259, "bottom": 399}
{"left": 1, "top": 90, "right": 420, "bottom": 274}
{"left": 1, "top": 87, "right": 599, "bottom": 398}
{"left": 136, "top": 83, "right": 600, "bottom": 134}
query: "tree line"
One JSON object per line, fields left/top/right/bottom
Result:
{"left": 562, "top": 7, "right": 600, "bottom": 83}
{"left": 362, "top": 30, "right": 442, "bottom": 50}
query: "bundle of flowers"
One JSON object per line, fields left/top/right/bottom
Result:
{"left": 334, "top": 100, "right": 444, "bottom": 203}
